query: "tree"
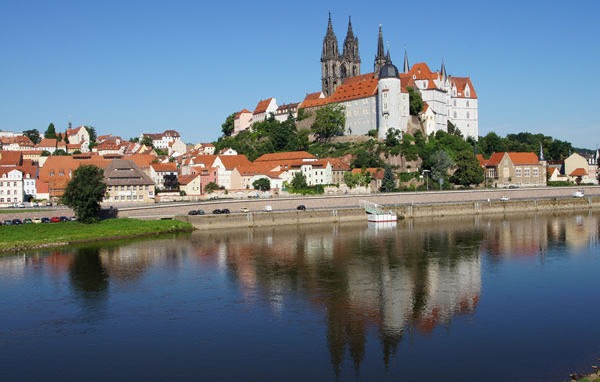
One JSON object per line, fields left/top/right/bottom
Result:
{"left": 44, "top": 123, "right": 57, "bottom": 139}
{"left": 163, "top": 174, "right": 178, "bottom": 190}
{"left": 407, "top": 87, "right": 423, "bottom": 116}
{"left": 429, "top": 150, "right": 454, "bottom": 184}
{"left": 203, "top": 182, "right": 220, "bottom": 193}
{"left": 450, "top": 150, "right": 484, "bottom": 187}
{"left": 290, "top": 172, "right": 308, "bottom": 190}
{"left": 447, "top": 120, "right": 463, "bottom": 138}
{"left": 23, "top": 129, "right": 41, "bottom": 144}
{"left": 253, "top": 178, "right": 271, "bottom": 191}
{"left": 380, "top": 165, "right": 395, "bottom": 192}
{"left": 311, "top": 103, "right": 345, "bottom": 142}
{"left": 84, "top": 126, "right": 97, "bottom": 146}
{"left": 62, "top": 165, "right": 106, "bottom": 223}
{"left": 344, "top": 172, "right": 360, "bottom": 188}
{"left": 221, "top": 112, "right": 236, "bottom": 137}
{"left": 140, "top": 136, "right": 154, "bottom": 147}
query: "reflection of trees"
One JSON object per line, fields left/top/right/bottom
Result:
{"left": 69, "top": 246, "right": 109, "bottom": 317}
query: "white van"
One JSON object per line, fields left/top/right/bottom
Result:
{"left": 264, "top": 205, "right": 273, "bottom": 212}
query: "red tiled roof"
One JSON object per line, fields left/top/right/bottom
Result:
{"left": 0, "top": 151, "right": 23, "bottom": 166}
{"left": 507, "top": 152, "right": 539, "bottom": 165}
{"left": 569, "top": 167, "right": 588, "bottom": 176}
{"left": 235, "top": 109, "right": 252, "bottom": 118}
{"left": 38, "top": 138, "right": 57, "bottom": 148}
{"left": 303, "top": 91, "right": 324, "bottom": 101}
{"left": 178, "top": 174, "right": 201, "bottom": 185}
{"left": 217, "top": 155, "right": 252, "bottom": 170}
{"left": 255, "top": 151, "right": 316, "bottom": 162}
{"left": 253, "top": 98, "right": 274, "bottom": 114}
{"left": 151, "top": 162, "right": 177, "bottom": 173}
{"left": 451, "top": 77, "right": 478, "bottom": 99}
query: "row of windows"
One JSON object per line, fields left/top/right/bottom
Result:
{"left": 0, "top": 182, "right": 18, "bottom": 187}
{"left": 515, "top": 168, "right": 540, "bottom": 177}
{"left": 0, "top": 198, "right": 19, "bottom": 203}
{"left": 105, "top": 195, "right": 145, "bottom": 201}
{"left": 107, "top": 185, "right": 150, "bottom": 192}
{"left": 0, "top": 190, "right": 21, "bottom": 195}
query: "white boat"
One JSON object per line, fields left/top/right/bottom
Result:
{"left": 360, "top": 200, "right": 398, "bottom": 222}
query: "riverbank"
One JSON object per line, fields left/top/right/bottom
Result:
{"left": 178, "top": 195, "right": 600, "bottom": 230}
{"left": 0, "top": 218, "right": 193, "bottom": 254}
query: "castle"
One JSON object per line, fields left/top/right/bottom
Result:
{"left": 235, "top": 15, "right": 479, "bottom": 140}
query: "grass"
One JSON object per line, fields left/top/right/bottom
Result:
{"left": 0, "top": 218, "right": 193, "bottom": 253}
{"left": 0, "top": 208, "right": 46, "bottom": 214}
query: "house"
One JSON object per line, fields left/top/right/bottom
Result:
{"left": 231, "top": 163, "right": 284, "bottom": 190}
{"left": 212, "top": 155, "right": 252, "bottom": 189}
{"left": 351, "top": 167, "right": 386, "bottom": 192}
{"left": 254, "top": 151, "right": 333, "bottom": 186}
{"left": 564, "top": 152, "right": 594, "bottom": 185}
{"left": 274, "top": 102, "right": 300, "bottom": 122}
{"left": 150, "top": 162, "right": 178, "bottom": 190}
{"left": 65, "top": 126, "right": 91, "bottom": 152}
{"left": 0, "top": 135, "right": 35, "bottom": 151}
{"left": 178, "top": 174, "right": 202, "bottom": 196}
{"left": 324, "top": 157, "right": 352, "bottom": 186}
{"left": 0, "top": 168, "right": 23, "bottom": 207}
{"left": 168, "top": 138, "right": 187, "bottom": 157}
{"left": 233, "top": 109, "right": 253, "bottom": 135}
{"left": 478, "top": 152, "right": 546, "bottom": 188}
{"left": 140, "top": 130, "right": 181, "bottom": 150}
{"left": 36, "top": 138, "right": 58, "bottom": 154}
{"left": 252, "top": 98, "right": 278, "bottom": 124}
{"left": 103, "top": 159, "right": 155, "bottom": 204}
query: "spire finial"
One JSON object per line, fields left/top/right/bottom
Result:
{"left": 403, "top": 47, "right": 409, "bottom": 73}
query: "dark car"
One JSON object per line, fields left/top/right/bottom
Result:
{"left": 188, "top": 210, "right": 198, "bottom": 215}
{"left": 12, "top": 219, "right": 23, "bottom": 225}
{"left": 297, "top": 205, "right": 306, "bottom": 211}
{"left": 41, "top": 217, "right": 51, "bottom": 223}
{"left": 59, "top": 216, "right": 70, "bottom": 222}
{"left": 4, "top": 219, "right": 14, "bottom": 226}
{"left": 212, "top": 209, "right": 222, "bottom": 214}
{"left": 50, "top": 216, "right": 61, "bottom": 223}
{"left": 196, "top": 209, "right": 205, "bottom": 215}
{"left": 221, "top": 208, "right": 230, "bottom": 214}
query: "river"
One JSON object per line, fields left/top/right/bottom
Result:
{"left": 1, "top": 211, "right": 599, "bottom": 381}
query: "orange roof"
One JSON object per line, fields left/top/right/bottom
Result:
{"left": 351, "top": 167, "right": 384, "bottom": 179}
{"left": 485, "top": 152, "right": 540, "bottom": 166}
{"left": 217, "top": 155, "right": 252, "bottom": 170}
{"left": 303, "top": 91, "right": 323, "bottom": 101}
{"left": 178, "top": 174, "right": 201, "bottom": 185}
{"left": 255, "top": 151, "right": 316, "bottom": 162}
{"left": 127, "top": 153, "right": 156, "bottom": 169}
{"left": 151, "top": 162, "right": 177, "bottom": 172}
{"left": 569, "top": 168, "right": 588, "bottom": 176}
{"left": 329, "top": 74, "right": 378, "bottom": 103}
{"left": 38, "top": 138, "right": 57, "bottom": 147}
{"left": 0, "top": 151, "right": 23, "bottom": 166}
{"left": 235, "top": 109, "right": 252, "bottom": 118}
{"left": 192, "top": 154, "right": 217, "bottom": 167}
{"left": 451, "top": 77, "right": 478, "bottom": 99}
{"left": 253, "top": 98, "right": 274, "bottom": 114}
{"left": 322, "top": 157, "right": 351, "bottom": 171}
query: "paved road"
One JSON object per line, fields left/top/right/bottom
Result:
{"left": 2, "top": 186, "right": 597, "bottom": 222}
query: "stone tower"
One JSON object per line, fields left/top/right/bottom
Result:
{"left": 321, "top": 14, "right": 361, "bottom": 97}
{"left": 374, "top": 25, "right": 388, "bottom": 76}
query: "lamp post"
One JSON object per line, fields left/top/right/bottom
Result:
{"left": 422, "top": 170, "right": 430, "bottom": 191}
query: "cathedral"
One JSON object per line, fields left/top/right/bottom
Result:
{"left": 316, "top": 15, "right": 479, "bottom": 140}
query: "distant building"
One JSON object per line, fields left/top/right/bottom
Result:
{"left": 478, "top": 152, "right": 546, "bottom": 188}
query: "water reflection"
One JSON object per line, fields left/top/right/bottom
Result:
{"left": 0, "top": 211, "right": 598, "bottom": 380}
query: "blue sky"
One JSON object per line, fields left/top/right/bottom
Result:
{"left": 1, "top": 1, "right": 598, "bottom": 149}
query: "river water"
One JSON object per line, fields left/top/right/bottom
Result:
{"left": 1, "top": 211, "right": 599, "bottom": 381}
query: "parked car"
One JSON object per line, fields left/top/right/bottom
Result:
{"left": 212, "top": 209, "right": 222, "bottom": 214}
{"left": 45, "top": 202, "right": 52, "bottom": 206}
{"left": 23, "top": 218, "right": 33, "bottom": 224}
{"left": 59, "top": 216, "right": 71, "bottom": 222}
{"left": 41, "top": 217, "right": 51, "bottom": 223}
{"left": 32, "top": 218, "right": 42, "bottom": 224}
{"left": 70, "top": 216, "right": 77, "bottom": 221}
{"left": 188, "top": 210, "right": 198, "bottom": 215}
{"left": 4, "top": 220, "right": 13, "bottom": 226}
{"left": 32, "top": 202, "right": 39, "bottom": 207}
{"left": 573, "top": 190, "right": 585, "bottom": 198}
{"left": 240, "top": 207, "right": 250, "bottom": 213}
{"left": 264, "top": 205, "right": 273, "bottom": 212}
{"left": 196, "top": 209, "right": 205, "bottom": 215}
{"left": 12, "top": 219, "right": 23, "bottom": 225}
{"left": 50, "top": 216, "right": 61, "bottom": 223}
{"left": 221, "top": 208, "right": 230, "bottom": 214}
{"left": 499, "top": 196, "right": 510, "bottom": 201}
{"left": 296, "top": 205, "right": 306, "bottom": 211}
{"left": 17, "top": 203, "right": 25, "bottom": 208}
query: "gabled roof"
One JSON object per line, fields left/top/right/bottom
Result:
{"left": 323, "top": 157, "right": 351, "bottom": 171}
{"left": 253, "top": 98, "right": 274, "bottom": 115}
{"left": 569, "top": 168, "right": 588, "bottom": 177}
{"left": 328, "top": 74, "right": 379, "bottom": 103}
{"left": 0, "top": 151, "right": 23, "bottom": 166}
{"left": 104, "top": 159, "right": 154, "bottom": 186}
{"left": 451, "top": 77, "right": 478, "bottom": 99}
{"left": 217, "top": 155, "right": 252, "bottom": 170}
{"left": 235, "top": 109, "right": 252, "bottom": 118}
{"left": 38, "top": 138, "right": 57, "bottom": 148}
{"left": 178, "top": 174, "right": 201, "bottom": 185}
{"left": 485, "top": 152, "right": 540, "bottom": 166}
{"left": 255, "top": 151, "right": 316, "bottom": 162}
{"left": 303, "top": 91, "right": 324, "bottom": 101}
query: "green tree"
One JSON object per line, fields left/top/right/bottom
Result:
{"left": 62, "top": 165, "right": 106, "bottom": 224}
{"left": 290, "top": 172, "right": 308, "bottom": 190}
{"left": 141, "top": 136, "right": 154, "bottom": 147}
{"left": 23, "top": 129, "right": 41, "bottom": 144}
{"left": 311, "top": 104, "right": 345, "bottom": 142}
{"left": 429, "top": 150, "right": 454, "bottom": 183}
{"left": 203, "top": 182, "right": 220, "bottom": 193}
{"left": 343, "top": 172, "right": 360, "bottom": 188}
{"left": 450, "top": 150, "right": 484, "bottom": 187}
{"left": 252, "top": 178, "right": 271, "bottom": 191}
{"left": 447, "top": 120, "right": 463, "bottom": 138}
{"left": 84, "top": 126, "right": 97, "bottom": 146}
{"left": 407, "top": 87, "right": 423, "bottom": 116}
{"left": 53, "top": 149, "right": 68, "bottom": 156}
{"left": 380, "top": 165, "right": 395, "bottom": 192}
{"left": 44, "top": 123, "right": 57, "bottom": 139}
{"left": 221, "top": 112, "right": 236, "bottom": 137}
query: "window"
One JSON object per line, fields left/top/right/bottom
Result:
{"left": 466, "top": 100, "right": 469, "bottom": 107}
{"left": 515, "top": 168, "right": 522, "bottom": 177}
{"left": 524, "top": 168, "right": 531, "bottom": 177}
{"left": 533, "top": 168, "right": 539, "bottom": 177}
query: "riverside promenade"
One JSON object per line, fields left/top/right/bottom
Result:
{"left": 114, "top": 186, "right": 600, "bottom": 230}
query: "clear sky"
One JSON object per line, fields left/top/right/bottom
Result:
{"left": 1, "top": 1, "right": 598, "bottom": 149}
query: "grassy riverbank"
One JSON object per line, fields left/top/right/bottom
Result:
{"left": 0, "top": 218, "right": 193, "bottom": 253}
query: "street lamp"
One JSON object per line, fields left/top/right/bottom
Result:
{"left": 422, "top": 170, "right": 430, "bottom": 191}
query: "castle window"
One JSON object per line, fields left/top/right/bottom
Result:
{"left": 454, "top": 111, "right": 457, "bottom": 118}
{"left": 467, "top": 112, "right": 470, "bottom": 119}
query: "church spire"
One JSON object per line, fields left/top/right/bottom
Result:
{"left": 342, "top": 16, "right": 360, "bottom": 62}
{"left": 441, "top": 59, "right": 447, "bottom": 81}
{"left": 322, "top": 12, "right": 338, "bottom": 60}
{"left": 403, "top": 49, "right": 409, "bottom": 73}
{"left": 374, "top": 25, "right": 387, "bottom": 75}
